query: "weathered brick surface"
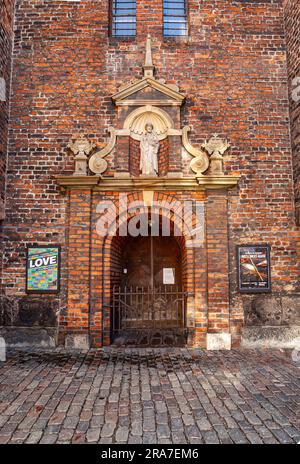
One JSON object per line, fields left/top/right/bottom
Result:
{"left": 206, "top": 191, "right": 230, "bottom": 334}
{"left": 284, "top": 0, "right": 300, "bottom": 224}
{"left": 0, "top": 0, "right": 14, "bottom": 217}
{"left": 0, "top": 0, "right": 15, "bottom": 288}
{"left": 0, "top": 348, "right": 299, "bottom": 444}
{"left": 0, "top": 1, "right": 299, "bottom": 345}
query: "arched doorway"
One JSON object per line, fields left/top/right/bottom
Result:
{"left": 111, "top": 233, "right": 187, "bottom": 346}
{"left": 121, "top": 236, "right": 182, "bottom": 288}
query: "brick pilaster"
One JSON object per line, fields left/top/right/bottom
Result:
{"left": 65, "top": 189, "right": 92, "bottom": 337}
{"left": 206, "top": 190, "right": 230, "bottom": 334}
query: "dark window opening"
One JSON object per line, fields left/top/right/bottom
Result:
{"left": 111, "top": 0, "right": 136, "bottom": 37}
{"left": 163, "top": 0, "right": 187, "bottom": 37}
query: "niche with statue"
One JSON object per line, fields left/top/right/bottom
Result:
{"left": 67, "top": 36, "right": 233, "bottom": 183}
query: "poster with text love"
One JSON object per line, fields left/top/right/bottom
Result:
{"left": 26, "top": 246, "right": 60, "bottom": 293}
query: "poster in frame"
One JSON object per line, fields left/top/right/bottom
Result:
{"left": 237, "top": 245, "right": 271, "bottom": 293}
{"left": 26, "top": 245, "right": 61, "bottom": 294}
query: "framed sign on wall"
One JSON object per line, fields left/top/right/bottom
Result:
{"left": 163, "top": 268, "right": 175, "bottom": 285}
{"left": 26, "top": 246, "right": 61, "bottom": 294}
{"left": 237, "top": 245, "right": 271, "bottom": 293}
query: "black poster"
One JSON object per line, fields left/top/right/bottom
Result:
{"left": 237, "top": 245, "right": 271, "bottom": 293}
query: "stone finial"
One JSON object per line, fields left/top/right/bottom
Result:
{"left": 202, "top": 134, "right": 230, "bottom": 175}
{"left": 68, "top": 135, "right": 96, "bottom": 176}
{"left": 143, "top": 34, "right": 154, "bottom": 78}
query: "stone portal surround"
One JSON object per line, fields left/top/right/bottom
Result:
{"left": 59, "top": 188, "right": 235, "bottom": 349}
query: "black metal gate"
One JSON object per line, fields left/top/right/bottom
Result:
{"left": 112, "top": 285, "right": 187, "bottom": 345}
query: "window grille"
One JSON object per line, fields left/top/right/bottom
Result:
{"left": 111, "top": 0, "right": 136, "bottom": 37}
{"left": 163, "top": 0, "right": 187, "bottom": 37}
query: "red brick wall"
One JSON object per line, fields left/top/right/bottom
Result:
{"left": 1, "top": 1, "right": 299, "bottom": 343}
{"left": 0, "top": 0, "right": 15, "bottom": 289}
{"left": 129, "top": 138, "right": 140, "bottom": 176}
{"left": 284, "top": 0, "right": 300, "bottom": 224}
{"left": 206, "top": 191, "right": 230, "bottom": 333}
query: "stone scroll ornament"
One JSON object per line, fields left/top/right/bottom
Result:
{"left": 202, "top": 134, "right": 230, "bottom": 175}
{"left": 68, "top": 135, "right": 96, "bottom": 176}
{"left": 182, "top": 126, "right": 210, "bottom": 175}
{"left": 89, "top": 127, "right": 116, "bottom": 175}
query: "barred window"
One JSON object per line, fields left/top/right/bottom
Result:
{"left": 111, "top": 1, "right": 136, "bottom": 37}
{"left": 163, "top": 0, "right": 187, "bottom": 37}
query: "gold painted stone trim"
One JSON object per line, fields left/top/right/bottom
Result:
{"left": 142, "top": 190, "right": 154, "bottom": 206}
{"left": 56, "top": 175, "right": 240, "bottom": 192}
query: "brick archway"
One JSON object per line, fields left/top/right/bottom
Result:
{"left": 93, "top": 191, "right": 202, "bottom": 347}
{"left": 61, "top": 189, "right": 232, "bottom": 349}
{"left": 107, "top": 225, "right": 192, "bottom": 345}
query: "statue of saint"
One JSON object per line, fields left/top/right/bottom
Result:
{"left": 140, "top": 123, "right": 159, "bottom": 176}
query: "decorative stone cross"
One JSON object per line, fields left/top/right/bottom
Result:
{"left": 68, "top": 135, "right": 96, "bottom": 176}
{"left": 202, "top": 134, "right": 230, "bottom": 175}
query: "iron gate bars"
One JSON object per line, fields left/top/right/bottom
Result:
{"left": 112, "top": 285, "right": 187, "bottom": 333}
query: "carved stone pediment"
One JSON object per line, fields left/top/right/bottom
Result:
{"left": 61, "top": 35, "right": 240, "bottom": 187}
{"left": 112, "top": 77, "right": 185, "bottom": 107}
{"left": 112, "top": 35, "right": 185, "bottom": 108}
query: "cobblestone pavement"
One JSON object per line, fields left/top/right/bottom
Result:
{"left": 0, "top": 348, "right": 299, "bottom": 444}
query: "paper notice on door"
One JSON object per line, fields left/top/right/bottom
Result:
{"left": 163, "top": 268, "right": 175, "bottom": 285}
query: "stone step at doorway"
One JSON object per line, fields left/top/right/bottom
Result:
{"left": 112, "top": 329, "right": 187, "bottom": 347}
